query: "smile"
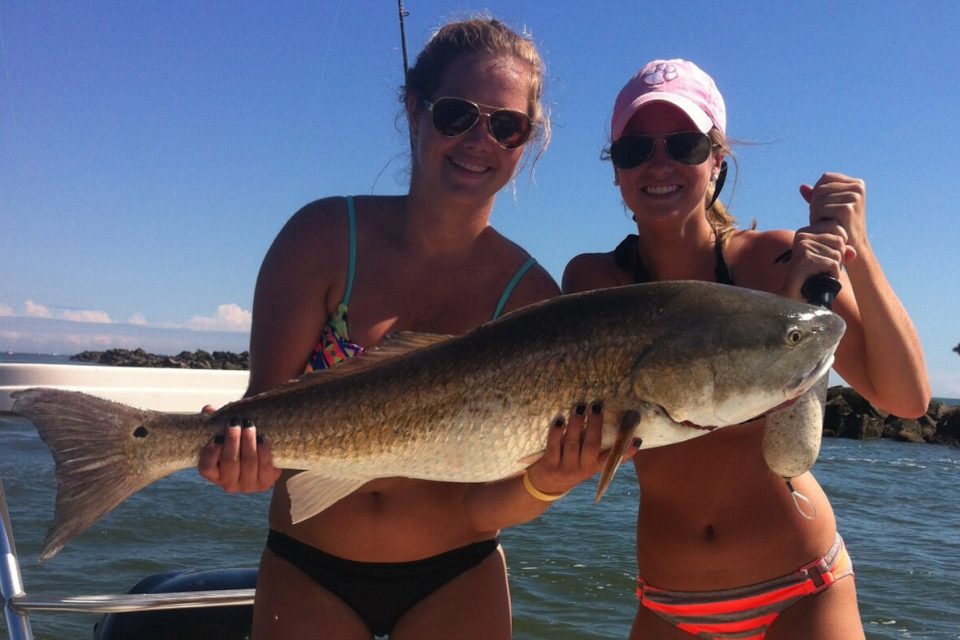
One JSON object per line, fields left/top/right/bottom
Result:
{"left": 644, "top": 185, "right": 681, "bottom": 195}
{"left": 449, "top": 156, "right": 490, "bottom": 173}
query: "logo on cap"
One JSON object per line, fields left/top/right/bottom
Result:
{"left": 642, "top": 63, "right": 678, "bottom": 87}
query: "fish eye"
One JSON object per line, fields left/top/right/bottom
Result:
{"left": 785, "top": 328, "right": 804, "bottom": 346}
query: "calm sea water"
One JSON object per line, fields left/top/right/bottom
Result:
{"left": 1, "top": 357, "right": 958, "bottom": 639}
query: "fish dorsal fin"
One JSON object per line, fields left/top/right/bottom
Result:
{"left": 223, "top": 331, "right": 453, "bottom": 409}
{"left": 374, "top": 330, "right": 454, "bottom": 355}
{"left": 297, "top": 331, "right": 451, "bottom": 382}
{"left": 285, "top": 471, "right": 369, "bottom": 523}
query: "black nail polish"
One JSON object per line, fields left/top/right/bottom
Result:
{"left": 591, "top": 403, "right": 602, "bottom": 415}
{"left": 213, "top": 435, "right": 225, "bottom": 444}
{"left": 241, "top": 419, "right": 254, "bottom": 429}
{"left": 228, "top": 417, "right": 240, "bottom": 427}
{"left": 633, "top": 438, "right": 643, "bottom": 448}
{"left": 554, "top": 417, "right": 565, "bottom": 428}
{"left": 575, "top": 404, "right": 586, "bottom": 416}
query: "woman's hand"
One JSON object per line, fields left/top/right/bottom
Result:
{"left": 523, "top": 402, "right": 637, "bottom": 498}
{"left": 781, "top": 173, "right": 866, "bottom": 300}
{"left": 465, "top": 403, "right": 640, "bottom": 531}
{"left": 799, "top": 172, "right": 867, "bottom": 262}
{"left": 197, "top": 405, "right": 282, "bottom": 493}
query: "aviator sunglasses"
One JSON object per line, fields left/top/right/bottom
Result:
{"left": 422, "top": 96, "right": 533, "bottom": 149}
{"left": 609, "top": 131, "right": 714, "bottom": 169}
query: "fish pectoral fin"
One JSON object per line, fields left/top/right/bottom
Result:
{"left": 285, "top": 472, "right": 369, "bottom": 524}
{"left": 594, "top": 409, "right": 642, "bottom": 503}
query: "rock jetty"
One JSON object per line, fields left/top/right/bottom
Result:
{"left": 825, "top": 386, "right": 958, "bottom": 446}
{"left": 71, "top": 348, "right": 249, "bottom": 370}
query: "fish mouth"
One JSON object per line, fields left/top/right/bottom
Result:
{"left": 785, "top": 352, "right": 835, "bottom": 399}
{"left": 679, "top": 420, "right": 718, "bottom": 432}
{"left": 749, "top": 352, "right": 835, "bottom": 420}
{"left": 678, "top": 351, "right": 836, "bottom": 431}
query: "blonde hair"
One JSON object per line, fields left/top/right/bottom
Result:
{"left": 706, "top": 128, "right": 738, "bottom": 244}
{"left": 402, "top": 17, "right": 550, "bottom": 156}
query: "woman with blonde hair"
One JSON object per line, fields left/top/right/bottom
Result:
{"left": 199, "top": 18, "right": 618, "bottom": 639}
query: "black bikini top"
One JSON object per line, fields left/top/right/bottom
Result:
{"left": 613, "top": 233, "right": 736, "bottom": 285}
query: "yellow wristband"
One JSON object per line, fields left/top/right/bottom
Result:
{"left": 522, "top": 471, "right": 569, "bottom": 502}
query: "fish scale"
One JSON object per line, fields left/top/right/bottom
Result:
{"left": 12, "top": 281, "right": 845, "bottom": 560}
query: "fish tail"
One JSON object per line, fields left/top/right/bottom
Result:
{"left": 12, "top": 388, "right": 172, "bottom": 561}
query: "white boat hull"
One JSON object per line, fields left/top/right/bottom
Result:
{"left": 0, "top": 363, "right": 248, "bottom": 413}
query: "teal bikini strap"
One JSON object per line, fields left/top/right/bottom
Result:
{"left": 343, "top": 196, "right": 357, "bottom": 305}
{"left": 492, "top": 257, "right": 537, "bottom": 320}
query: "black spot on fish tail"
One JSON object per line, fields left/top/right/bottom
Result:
{"left": 133, "top": 425, "right": 149, "bottom": 438}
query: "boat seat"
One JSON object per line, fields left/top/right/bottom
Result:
{"left": 92, "top": 568, "right": 256, "bottom": 640}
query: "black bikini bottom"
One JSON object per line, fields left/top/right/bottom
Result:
{"left": 265, "top": 529, "right": 499, "bottom": 636}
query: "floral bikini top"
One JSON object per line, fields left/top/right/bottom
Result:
{"left": 305, "top": 196, "right": 537, "bottom": 373}
{"left": 305, "top": 197, "right": 363, "bottom": 373}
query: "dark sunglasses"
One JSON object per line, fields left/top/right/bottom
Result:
{"left": 422, "top": 96, "right": 533, "bottom": 149}
{"left": 609, "top": 132, "right": 714, "bottom": 169}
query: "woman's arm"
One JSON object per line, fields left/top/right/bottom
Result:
{"left": 782, "top": 173, "right": 930, "bottom": 417}
{"left": 197, "top": 198, "right": 349, "bottom": 492}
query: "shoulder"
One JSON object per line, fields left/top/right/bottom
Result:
{"left": 726, "top": 229, "right": 796, "bottom": 292}
{"left": 251, "top": 199, "right": 345, "bottom": 298}
{"left": 253, "top": 196, "right": 375, "bottom": 314}
{"left": 280, "top": 195, "right": 402, "bottom": 233}
{"left": 562, "top": 251, "right": 627, "bottom": 294}
{"left": 488, "top": 236, "right": 561, "bottom": 312}
{"left": 266, "top": 196, "right": 401, "bottom": 272}
{"left": 270, "top": 197, "right": 349, "bottom": 255}
{"left": 727, "top": 228, "right": 793, "bottom": 259}
{"left": 497, "top": 263, "right": 560, "bottom": 314}
{"left": 512, "top": 259, "right": 561, "bottom": 306}
{"left": 280, "top": 196, "right": 364, "bottom": 240}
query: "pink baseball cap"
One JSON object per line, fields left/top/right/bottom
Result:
{"left": 611, "top": 59, "right": 726, "bottom": 140}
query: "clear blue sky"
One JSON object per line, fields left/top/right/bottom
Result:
{"left": 1, "top": 1, "right": 958, "bottom": 397}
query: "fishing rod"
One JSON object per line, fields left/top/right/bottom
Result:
{"left": 397, "top": 0, "right": 413, "bottom": 153}
{"left": 397, "top": 0, "right": 410, "bottom": 79}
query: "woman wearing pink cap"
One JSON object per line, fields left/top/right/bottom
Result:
{"left": 564, "top": 59, "right": 929, "bottom": 639}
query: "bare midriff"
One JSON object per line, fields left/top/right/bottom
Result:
{"left": 268, "top": 474, "right": 496, "bottom": 562}
{"left": 633, "top": 419, "right": 838, "bottom": 591}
